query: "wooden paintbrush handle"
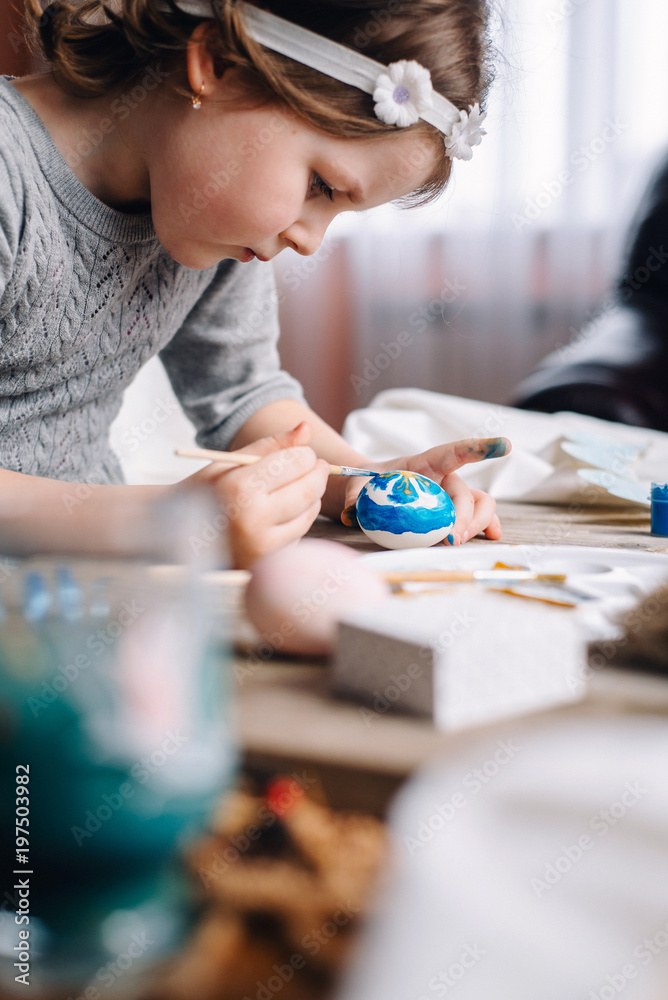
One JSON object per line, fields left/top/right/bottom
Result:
{"left": 176, "top": 447, "right": 374, "bottom": 477}
{"left": 176, "top": 447, "right": 261, "bottom": 467}
{"left": 382, "top": 570, "right": 477, "bottom": 584}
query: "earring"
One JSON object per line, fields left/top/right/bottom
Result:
{"left": 191, "top": 84, "right": 204, "bottom": 110}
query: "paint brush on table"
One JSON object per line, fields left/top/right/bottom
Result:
{"left": 175, "top": 447, "right": 376, "bottom": 477}
{"left": 380, "top": 569, "right": 596, "bottom": 605}
{"left": 381, "top": 569, "right": 567, "bottom": 584}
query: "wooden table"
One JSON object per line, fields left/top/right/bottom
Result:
{"left": 234, "top": 501, "right": 664, "bottom": 814}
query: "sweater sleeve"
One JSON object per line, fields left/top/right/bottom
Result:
{"left": 159, "top": 257, "right": 305, "bottom": 449}
{"left": 0, "top": 146, "right": 23, "bottom": 311}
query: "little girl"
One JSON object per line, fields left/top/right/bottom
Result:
{"left": 1, "top": 0, "right": 507, "bottom": 567}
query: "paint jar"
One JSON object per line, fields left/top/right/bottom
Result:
{"left": 0, "top": 491, "right": 234, "bottom": 995}
{"left": 650, "top": 482, "right": 668, "bottom": 536}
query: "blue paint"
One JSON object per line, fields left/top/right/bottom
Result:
{"left": 481, "top": 438, "right": 509, "bottom": 459}
{"left": 356, "top": 472, "right": 455, "bottom": 538}
{"left": 56, "top": 566, "right": 83, "bottom": 620}
{"left": 651, "top": 482, "right": 668, "bottom": 536}
{"left": 447, "top": 534, "right": 455, "bottom": 546}
{"left": 23, "top": 571, "right": 50, "bottom": 622}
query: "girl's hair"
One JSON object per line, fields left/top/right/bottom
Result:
{"left": 25, "top": 0, "right": 494, "bottom": 203}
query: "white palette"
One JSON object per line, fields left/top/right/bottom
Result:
{"left": 332, "top": 544, "right": 668, "bottom": 731}
{"left": 361, "top": 543, "right": 668, "bottom": 638}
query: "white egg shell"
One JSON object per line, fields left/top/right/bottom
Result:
{"left": 245, "top": 539, "right": 390, "bottom": 656}
{"left": 356, "top": 471, "right": 456, "bottom": 550}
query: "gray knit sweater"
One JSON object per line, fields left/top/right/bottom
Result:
{"left": 0, "top": 78, "right": 304, "bottom": 485}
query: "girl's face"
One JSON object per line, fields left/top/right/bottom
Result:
{"left": 146, "top": 82, "right": 440, "bottom": 270}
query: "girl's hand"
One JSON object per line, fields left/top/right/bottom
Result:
{"left": 342, "top": 437, "right": 511, "bottom": 545}
{"left": 184, "top": 422, "right": 329, "bottom": 568}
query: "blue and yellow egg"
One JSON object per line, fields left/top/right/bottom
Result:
{"left": 356, "top": 471, "right": 456, "bottom": 549}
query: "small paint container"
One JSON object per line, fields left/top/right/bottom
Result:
{"left": 650, "top": 482, "right": 668, "bottom": 536}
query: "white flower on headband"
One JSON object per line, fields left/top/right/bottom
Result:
{"left": 372, "top": 60, "right": 434, "bottom": 128}
{"left": 444, "top": 105, "right": 487, "bottom": 161}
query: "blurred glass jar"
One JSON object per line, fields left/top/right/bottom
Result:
{"left": 0, "top": 489, "right": 235, "bottom": 995}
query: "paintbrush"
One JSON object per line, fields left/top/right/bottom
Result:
{"left": 175, "top": 447, "right": 376, "bottom": 477}
{"left": 382, "top": 569, "right": 567, "bottom": 584}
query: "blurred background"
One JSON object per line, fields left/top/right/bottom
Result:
{"left": 3, "top": 0, "right": 668, "bottom": 466}
{"left": 274, "top": 0, "right": 668, "bottom": 427}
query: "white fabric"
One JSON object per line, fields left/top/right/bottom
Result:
{"left": 337, "top": 671, "right": 668, "bottom": 1000}
{"left": 343, "top": 388, "right": 668, "bottom": 504}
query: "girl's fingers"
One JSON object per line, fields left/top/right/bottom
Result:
{"left": 462, "top": 489, "right": 499, "bottom": 542}
{"left": 399, "top": 437, "right": 511, "bottom": 478}
{"left": 234, "top": 420, "right": 312, "bottom": 459}
{"left": 443, "top": 474, "right": 475, "bottom": 544}
{"left": 233, "top": 499, "right": 324, "bottom": 566}
{"left": 450, "top": 437, "right": 511, "bottom": 466}
{"left": 441, "top": 478, "right": 499, "bottom": 544}
{"left": 343, "top": 478, "right": 366, "bottom": 511}
{"left": 483, "top": 512, "right": 503, "bottom": 540}
{"left": 264, "top": 500, "right": 324, "bottom": 552}
{"left": 220, "top": 445, "right": 325, "bottom": 497}
{"left": 259, "top": 463, "right": 330, "bottom": 525}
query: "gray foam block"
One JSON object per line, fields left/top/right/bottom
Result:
{"left": 332, "top": 591, "right": 587, "bottom": 730}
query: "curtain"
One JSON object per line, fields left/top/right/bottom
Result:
{"left": 276, "top": 0, "right": 668, "bottom": 429}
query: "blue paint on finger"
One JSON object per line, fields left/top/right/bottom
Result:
{"left": 480, "top": 438, "right": 510, "bottom": 459}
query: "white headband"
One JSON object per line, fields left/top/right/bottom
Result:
{"left": 171, "top": 0, "right": 486, "bottom": 160}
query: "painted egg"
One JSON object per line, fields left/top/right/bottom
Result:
{"left": 356, "top": 471, "right": 456, "bottom": 549}
{"left": 245, "top": 539, "right": 390, "bottom": 656}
